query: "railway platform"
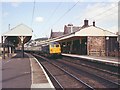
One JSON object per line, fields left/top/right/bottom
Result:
{"left": 1, "top": 52, "right": 54, "bottom": 89}
{"left": 62, "top": 53, "right": 119, "bottom": 66}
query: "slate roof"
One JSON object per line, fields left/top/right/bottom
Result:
{"left": 64, "top": 24, "right": 81, "bottom": 34}
{"left": 34, "top": 37, "right": 48, "bottom": 41}
{"left": 50, "top": 32, "right": 63, "bottom": 38}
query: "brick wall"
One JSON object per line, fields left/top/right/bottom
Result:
{"left": 87, "top": 36, "right": 105, "bottom": 56}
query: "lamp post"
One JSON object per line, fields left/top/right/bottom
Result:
{"left": 106, "top": 37, "right": 109, "bottom": 56}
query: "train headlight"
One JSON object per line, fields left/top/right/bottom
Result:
{"left": 50, "top": 49, "right": 52, "bottom": 52}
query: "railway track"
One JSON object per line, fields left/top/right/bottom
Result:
{"left": 41, "top": 63, "right": 63, "bottom": 89}
{"left": 32, "top": 53, "right": 119, "bottom": 89}
{"left": 62, "top": 56, "right": 119, "bottom": 74}
{"left": 58, "top": 57, "right": 120, "bottom": 82}
{"left": 52, "top": 58, "right": 120, "bottom": 88}
{"left": 33, "top": 54, "right": 94, "bottom": 89}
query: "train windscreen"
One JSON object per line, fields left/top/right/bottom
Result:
{"left": 56, "top": 44, "right": 59, "bottom": 47}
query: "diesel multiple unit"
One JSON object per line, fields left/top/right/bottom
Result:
{"left": 25, "top": 41, "right": 61, "bottom": 57}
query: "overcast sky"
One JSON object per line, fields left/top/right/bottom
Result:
{"left": 0, "top": 0, "right": 119, "bottom": 43}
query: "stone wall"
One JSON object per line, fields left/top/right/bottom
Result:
{"left": 87, "top": 36, "right": 105, "bottom": 56}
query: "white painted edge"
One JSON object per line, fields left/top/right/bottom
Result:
{"left": 31, "top": 83, "right": 52, "bottom": 88}
{"left": 27, "top": 53, "right": 55, "bottom": 89}
{"left": 29, "top": 57, "right": 33, "bottom": 85}
{"left": 62, "top": 53, "right": 119, "bottom": 65}
{"left": 25, "top": 53, "right": 33, "bottom": 85}
{"left": 33, "top": 57, "right": 55, "bottom": 89}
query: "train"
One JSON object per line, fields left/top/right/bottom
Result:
{"left": 41, "top": 42, "right": 61, "bottom": 57}
{"left": 25, "top": 41, "right": 61, "bottom": 58}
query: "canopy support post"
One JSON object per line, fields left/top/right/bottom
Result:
{"left": 2, "top": 36, "right": 7, "bottom": 59}
{"left": 19, "top": 36, "right": 26, "bottom": 58}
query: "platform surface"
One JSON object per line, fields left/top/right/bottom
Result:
{"left": 1, "top": 53, "right": 54, "bottom": 89}
{"left": 2, "top": 53, "right": 31, "bottom": 88}
{"left": 62, "top": 53, "right": 119, "bottom": 66}
{"left": 28, "top": 53, "right": 54, "bottom": 89}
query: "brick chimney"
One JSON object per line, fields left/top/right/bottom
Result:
{"left": 82, "top": 19, "right": 89, "bottom": 28}
{"left": 93, "top": 21, "right": 95, "bottom": 26}
{"left": 50, "top": 29, "right": 53, "bottom": 38}
{"left": 84, "top": 19, "right": 88, "bottom": 26}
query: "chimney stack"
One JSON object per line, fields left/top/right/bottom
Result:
{"left": 93, "top": 21, "right": 95, "bottom": 26}
{"left": 83, "top": 19, "right": 89, "bottom": 27}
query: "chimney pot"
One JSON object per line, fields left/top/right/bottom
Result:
{"left": 93, "top": 21, "right": 95, "bottom": 26}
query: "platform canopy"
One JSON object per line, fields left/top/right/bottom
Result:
{"left": 75, "top": 26, "right": 117, "bottom": 36}
{"left": 2, "top": 24, "right": 33, "bottom": 46}
{"left": 3, "top": 24, "right": 33, "bottom": 36}
{"left": 43, "top": 25, "right": 117, "bottom": 43}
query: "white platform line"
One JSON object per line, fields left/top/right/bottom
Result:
{"left": 62, "top": 53, "right": 119, "bottom": 65}
{"left": 34, "top": 57, "right": 55, "bottom": 89}
{"left": 31, "top": 83, "right": 52, "bottom": 88}
{"left": 27, "top": 53, "right": 55, "bottom": 89}
{"left": 29, "top": 58, "right": 33, "bottom": 85}
{"left": 25, "top": 53, "right": 33, "bottom": 85}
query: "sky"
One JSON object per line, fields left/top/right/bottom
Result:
{"left": 0, "top": 0, "right": 119, "bottom": 43}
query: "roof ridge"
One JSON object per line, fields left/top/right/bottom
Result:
{"left": 93, "top": 26, "right": 117, "bottom": 35}
{"left": 11, "top": 23, "right": 33, "bottom": 32}
{"left": 2, "top": 23, "right": 33, "bottom": 36}
{"left": 79, "top": 25, "right": 116, "bottom": 35}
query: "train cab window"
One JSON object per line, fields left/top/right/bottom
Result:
{"left": 56, "top": 44, "right": 59, "bottom": 47}
{"left": 50, "top": 44, "right": 54, "bottom": 47}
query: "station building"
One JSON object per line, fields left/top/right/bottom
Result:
{"left": 50, "top": 29, "right": 63, "bottom": 39}
{"left": 49, "top": 20, "right": 118, "bottom": 57}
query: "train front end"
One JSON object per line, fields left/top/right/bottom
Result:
{"left": 49, "top": 42, "right": 61, "bottom": 57}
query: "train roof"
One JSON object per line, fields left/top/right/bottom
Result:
{"left": 50, "top": 42, "right": 59, "bottom": 44}
{"left": 41, "top": 41, "right": 59, "bottom": 47}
